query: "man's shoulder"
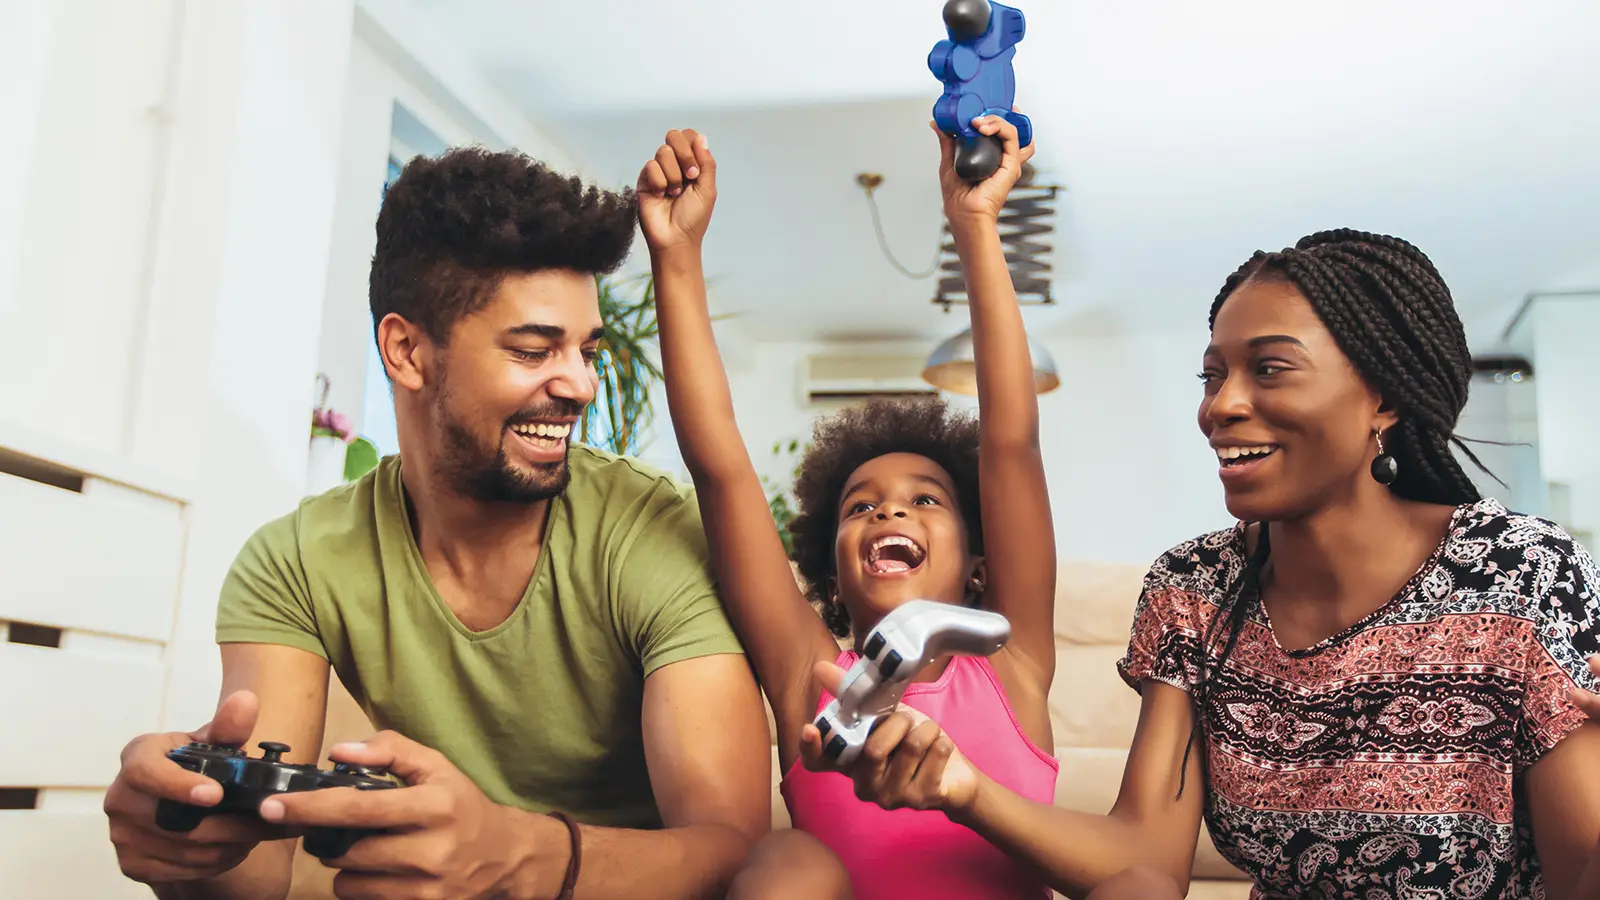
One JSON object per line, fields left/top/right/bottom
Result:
{"left": 238, "top": 455, "right": 395, "bottom": 572}
{"left": 566, "top": 445, "right": 697, "bottom": 512}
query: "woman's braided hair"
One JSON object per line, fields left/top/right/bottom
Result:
{"left": 1176, "top": 228, "right": 1491, "bottom": 798}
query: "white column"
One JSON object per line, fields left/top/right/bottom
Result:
{"left": 1526, "top": 293, "right": 1600, "bottom": 546}
{"left": 153, "top": 0, "right": 358, "bottom": 730}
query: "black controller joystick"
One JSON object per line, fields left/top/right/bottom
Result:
{"left": 157, "top": 740, "right": 400, "bottom": 859}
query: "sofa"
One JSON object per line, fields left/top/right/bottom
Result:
{"left": 289, "top": 561, "right": 1252, "bottom": 898}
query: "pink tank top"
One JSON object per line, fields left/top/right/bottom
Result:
{"left": 780, "top": 651, "right": 1059, "bottom": 899}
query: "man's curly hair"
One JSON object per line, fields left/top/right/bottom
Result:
{"left": 370, "top": 147, "right": 638, "bottom": 345}
{"left": 789, "top": 395, "right": 984, "bottom": 637}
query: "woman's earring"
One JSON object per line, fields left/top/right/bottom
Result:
{"left": 1371, "top": 429, "right": 1398, "bottom": 485}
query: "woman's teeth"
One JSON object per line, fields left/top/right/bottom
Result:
{"left": 1217, "top": 445, "right": 1276, "bottom": 466}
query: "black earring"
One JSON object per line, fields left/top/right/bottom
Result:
{"left": 1370, "top": 430, "right": 1398, "bottom": 485}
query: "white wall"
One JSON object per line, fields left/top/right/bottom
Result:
{"left": 1525, "top": 295, "right": 1600, "bottom": 545}
{"left": 689, "top": 325, "right": 1550, "bottom": 571}
{"left": 318, "top": 4, "right": 587, "bottom": 461}
{"left": 0, "top": 1, "right": 355, "bottom": 895}
{"left": 159, "top": 0, "right": 361, "bottom": 731}
{"left": 679, "top": 326, "right": 1232, "bottom": 568}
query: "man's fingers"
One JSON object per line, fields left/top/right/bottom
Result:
{"left": 110, "top": 821, "right": 254, "bottom": 882}
{"left": 117, "top": 739, "right": 225, "bottom": 806}
{"left": 192, "top": 690, "right": 259, "bottom": 748}
{"left": 329, "top": 872, "right": 425, "bottom": 900}
{"left": 260, "top": 784, "right": 448, "bottom": 830}
{"left": 322, "top": 830, "right": 447, "bottom": 876}
{"left": 114, "top": 822, "right": 252, "bottom": 871}
{"left": 111, "top": 784, "right": 292, "bottom": 844}
{"left": 327, "top": 730, "right": 440, "bottom": 784}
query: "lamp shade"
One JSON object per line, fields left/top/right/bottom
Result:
{"left": 921, "top": 327, "right": 1060, "bottom": 395}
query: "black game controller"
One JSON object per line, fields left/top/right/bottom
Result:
{"left": 156, "top": 740, "right": 400, "bottom": 859}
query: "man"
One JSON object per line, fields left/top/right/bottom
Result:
{"left": 103, "top": 145, "right": 772, "bottom": 899}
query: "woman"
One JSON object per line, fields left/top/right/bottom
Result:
{"left": 799, "top": 230, "right": 1600, "bottom": 899}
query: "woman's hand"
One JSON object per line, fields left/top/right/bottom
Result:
{"left": 798, "top": 660, "right": 981, "bottom": 815}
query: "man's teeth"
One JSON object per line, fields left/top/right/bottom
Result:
{"left": 1216, "top": 445, "right": 1276, "bottom": 462}
{"left": 512, "top": 423, "right": 571, "bottom": 442}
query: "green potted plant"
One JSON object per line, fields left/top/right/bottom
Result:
{"left": 583, "top": 273, "right": 662, "bottom": 455}
{"left": 762, "top": 438, "right": 808, "bottom": 558}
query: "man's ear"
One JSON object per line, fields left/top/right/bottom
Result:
{"left": 377, "top": 313, "right": 432, "bottom": 392}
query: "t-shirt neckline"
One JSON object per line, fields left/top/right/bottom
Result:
{"left": 386, "top": 456, "right": 561, "bottom": 641}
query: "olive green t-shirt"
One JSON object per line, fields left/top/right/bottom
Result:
{"left": 214, "top": 447, "right": 743, "bottom": 828}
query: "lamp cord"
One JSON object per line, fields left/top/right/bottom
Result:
{"left": 862, "top": 187, "right": 941, "bottom": 279}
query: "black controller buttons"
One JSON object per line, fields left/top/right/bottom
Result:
{"left": 186, "top": 742, "right": 244, "bottom": 757}
{"left": 333, "top": 763, "right": 388, "bottom": 779}
{"left": 879, "top": 649, "right": 903, "bottom": 679}
{"left": 864, "top": 632, "right": 886, "bottom": 660}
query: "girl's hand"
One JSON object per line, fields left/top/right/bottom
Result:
{"left": 798, "top": 660, "right": 980, "bottom": 815}
{"left": 637, "top": 128, "right": 716, "bottom": 252}
{"left": 933, "top": 110, "right": 1036, "bottom": 228}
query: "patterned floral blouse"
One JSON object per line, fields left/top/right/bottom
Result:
{"left": 1118, "top": 499, "right": 1600, "bottom": 899}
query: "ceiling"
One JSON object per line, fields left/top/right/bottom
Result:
{"left": 408, "top": 0, "right": 1600, "bottom": 348}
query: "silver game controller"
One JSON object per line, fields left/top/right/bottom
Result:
{"left": 814, "top": 599, "right": 1010, "bottom": 768}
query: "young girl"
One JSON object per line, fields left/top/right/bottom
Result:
{"left": 635, "top": 118, "right": 1059, "bottom": 899}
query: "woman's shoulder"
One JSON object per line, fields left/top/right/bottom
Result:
{"left": 1440, "top": 498, "right": 1600, "bottom": 613}
{"left": 1143, "top": 521, "right": 1251, "bottom": 597}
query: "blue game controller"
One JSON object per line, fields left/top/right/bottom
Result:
{"left": 928, "top": 0, "right": 1033, "bottom": 183}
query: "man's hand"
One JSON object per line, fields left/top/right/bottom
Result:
{"left": 933, "top": 111, "right": 1036, "bottom": 229}
{"left": 637, "top": 128, "right": 716, "bottom": 253}
{"left": 260, "top": 730, "right": 564, "bottom": 900}
{"left": 797, "top": 660, "right": 980, "bottom": 816}
{"left": 104, "top": 690, "right": 293, "bottom": 884}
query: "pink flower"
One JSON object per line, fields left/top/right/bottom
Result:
{"left": 311, "top": 408, "right": 356, "bottom": 443}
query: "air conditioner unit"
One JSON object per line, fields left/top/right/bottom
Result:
{"left": 800, "top": 353, "right": 938, "bottom": 407}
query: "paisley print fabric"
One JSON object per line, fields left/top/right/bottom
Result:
{"left": 1118, "top": 499, "right": 1600, "bottom": 899}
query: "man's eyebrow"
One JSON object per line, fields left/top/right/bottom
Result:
{"left": 504, "top": 323, "right": 564, "bottom": 339}
{"left": 501, "top": 324, "right": 604, "bottom": 341}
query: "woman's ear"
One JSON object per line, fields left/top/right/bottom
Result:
{"left": 1371, "top": 392, "right": 1400, "bottom": 434}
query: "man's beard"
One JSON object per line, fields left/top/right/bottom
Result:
{"left": 436, "top": 395, "right": 583, "bottom": 505}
